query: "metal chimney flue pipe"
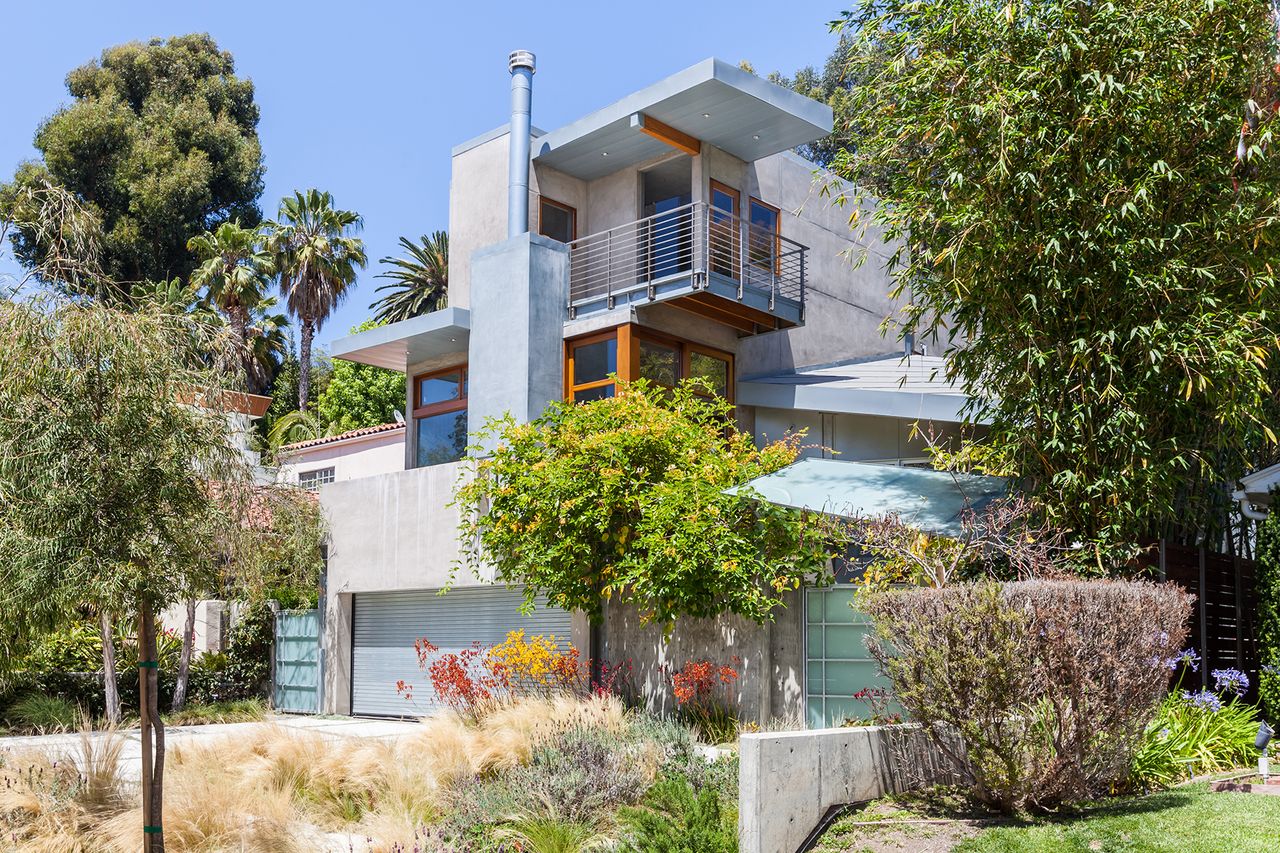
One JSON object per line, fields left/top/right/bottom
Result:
{"left": 508, "top": 50, "right": 536, "bottom": 238}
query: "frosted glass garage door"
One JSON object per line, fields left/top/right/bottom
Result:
{"left": 805, "top": 586, "right": 893, "bottom": 728}
{"left": 351, "top": 587, "right": 572, "bottom": 717}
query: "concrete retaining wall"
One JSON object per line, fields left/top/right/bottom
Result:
{"left": 738, "top": 724, "right": 962, "bottom": 853}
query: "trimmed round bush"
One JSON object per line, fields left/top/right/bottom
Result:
{"left": 863, "top": 579, "right": 1193, "bottom": 812}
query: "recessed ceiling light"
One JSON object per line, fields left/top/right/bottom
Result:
{"left": 752, "top": 134, "right": 760, "bottom": 141}
{"left": 702, "top": 113, "right": 711, "bottom": 118}
{"left": 601, "top": 151, "right": 609, "bottom": 156}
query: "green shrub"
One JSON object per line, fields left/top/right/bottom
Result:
{"left": 619, "top": 773, "right": 736, "bottom": 853}
{"left": 163, "top": 698, "right": 267, "bottom": 726}
{"left": 6, "top": 694, "right": 80, "bottom": 732}
{"left": 1130, "top": 693, "right": 1260, "bottom": 790}
{"left": 1257, "top": 495, "right": 1280, "bottom": 723}
{"left": 864, "top": 579, "right": 1193, "bottom": 812}
{"left": 223, "top": 601, "right": 274, "bottom": 699}
{"left": 495, "top": 816, "right": 611, "bottom": 852}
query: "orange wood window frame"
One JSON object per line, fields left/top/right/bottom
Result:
{"left": 538, "top": 196, "right": 577, "bottom": 242}
{"left": 412, "top": 366, "right": 468, "bottom": 420}
{"left": 748, "top": 196, "right": 782, "bottom": 273}
{"left": 566, "top": 324, "right": 732, "bottom": 402}
{"left": 709, "top": 180, "right": 740, "bottom": 214}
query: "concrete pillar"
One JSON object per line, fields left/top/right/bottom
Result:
{"left": 467, "top": 232, "right": 569, "bottom": 443}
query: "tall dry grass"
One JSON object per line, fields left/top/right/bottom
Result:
{"left": 0, "top": 694, "right": 636, "bottom": 852}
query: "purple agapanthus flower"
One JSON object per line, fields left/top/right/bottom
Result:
{"left": 1166, "top": 648, "right": 1200, "bottom": 672}
{"left": 1212, "top": 668, "right": 1249, "bottom": 696}
{"left": 1182, "top": 689, "right": 1223, "bottom": 712}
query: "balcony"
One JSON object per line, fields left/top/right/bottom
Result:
{"left": 567, "top": 201, "right": 806, "bottom": 334}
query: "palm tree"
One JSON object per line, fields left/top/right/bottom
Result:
{"left": 187, "top": 221, "right": 274, "bottom": 388}
{"left": 370, "top": 231, "right": 449, "bottom": 323}
{"left": 245, "top": 296, "right": 291, "bottom": 396}
{"left": 265, "top": 190, "right": 367, "bottom": 411}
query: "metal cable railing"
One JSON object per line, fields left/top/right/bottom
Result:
{"left": 567, "top": 201, "right": 806, "bottom": 315}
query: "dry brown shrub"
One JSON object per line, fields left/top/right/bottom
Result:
{"left": 864, "top": 578, "right": 1193, "bottom": 812}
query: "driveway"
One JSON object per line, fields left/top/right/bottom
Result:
{"left": 0, "top": 714, "right": 423, "bottom": 781}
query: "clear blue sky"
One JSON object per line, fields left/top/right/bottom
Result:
{"left": 0, "top": 0, "right": 842, "bottom": 350}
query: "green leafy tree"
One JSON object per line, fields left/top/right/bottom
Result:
{"left": 765, "top": 36, "right": 856, "bottom": 168}
{"left": 832, "top": 0, "right": 1280, "bottom": 564}
{"left": 2, "top": 34, "right": 264, "bottom": 293}
{"left": 266, "top": 189, "right": 367, "bottom": 411}
{"left": 187, "top": 221, "right": 275, "bottom": 391}
{"left": 0, "top": 297, "right": 254, "bottom": 850}
{"left": 315, "top": 321, "right": 404, "bottom": 432}
{"left": 245, "top": 296, "right": 290, "bottom": 396}
{"left": 1258, "top": 496, "right": 1280, "bottom": 723}
{"left": 454, "top": 381, "right": 833, "bottom": 627}
{"left": 370, "top": 231, "right": 449, "bottom": 323}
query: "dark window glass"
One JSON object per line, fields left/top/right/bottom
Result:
{"left": 539, "top": 199, "right": 575, "bottom": 243}
{"left": 688, "top": 352, "right": 730, "bottom": 397}
{"left": 419, "top": 372, "right": 463, "bottom": 408}
{"left": 574, "top": 384, "right": 614, "bottom": 402}
{"left": 572, "top": 338, "right": 617, "bottom": 385}
{"left": 749, "top": 199, "right": 780, "bottom": 270}
{"left": 416, "top": 410, "right": 468, "bottom": 467}
{"left": 639, "top": 340, "right": 680, "bottom": 386}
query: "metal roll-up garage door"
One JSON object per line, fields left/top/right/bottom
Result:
{"left": 351, "top": 586, "right": 573, "bottom": 717}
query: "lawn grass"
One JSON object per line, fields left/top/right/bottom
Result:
{"left": 816, "top": 784, "right": 1280, "bottom": 852}
{"left": 956, "top": 784, "right": 1280, "bottom": 852}
{"left": 160, "top": 697, "right": 267, "bottom": 726}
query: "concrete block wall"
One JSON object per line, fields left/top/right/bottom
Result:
{"left": 599, "top": 591, "right": 805, "bottom": 726}
{"left": 738, "top": 724, "right": 963, "bottom": 853}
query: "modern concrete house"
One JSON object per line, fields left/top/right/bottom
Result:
{"left": 314, "top": 53, "right": 971, "bottom": 726}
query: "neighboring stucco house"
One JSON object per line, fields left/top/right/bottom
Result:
{"left": 314, "top": 54, "right": 973, "bottom": 726}
{"left": 277, "top": 422, "right": 407, "bottom": 491}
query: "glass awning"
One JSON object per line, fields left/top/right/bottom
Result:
{"left": 727, "top": 458, "right": 1009, "bottom": 538}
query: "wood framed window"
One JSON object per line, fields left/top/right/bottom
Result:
{"left": 566, "top": 325, "right": 733, "bottom": 402}
{"left": 747, "top": 197, "right": 781, "bottom": 273}
{"left": 412, "top": 366, "right": 468, "bottom": 468}
{"left": 538, "top": 197, "right": 577, "bottom": 244}
{"left": 709, "top": 180, "right": 741, "bottom": 279}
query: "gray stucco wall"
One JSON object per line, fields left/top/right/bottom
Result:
{"left": 738, "top": 151, "right": 905, "bottom": 377}
{"left": 467, "top": 232, "right": 569, "bottom": 442}
{"left": 599, "top": 591, "right": 805, "bottom": 726}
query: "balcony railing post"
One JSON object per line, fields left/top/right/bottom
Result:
{"left": 606, "top": 231, "right": 614, "bottom": 310}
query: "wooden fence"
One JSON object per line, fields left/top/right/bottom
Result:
{"left": 1140, "top": 541, "right": 1257, "bottom": 698}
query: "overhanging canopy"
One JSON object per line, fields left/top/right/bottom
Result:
{"left": 728, "top": 458, "right": 1009, "bottom": 537}
{"left": 330, "top": 307, "right": 470, "bottom": 372}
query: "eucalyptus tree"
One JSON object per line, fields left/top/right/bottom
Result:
{"left": 265, "top": 190, "right": 367, "bottom": 410}
{"left": 0, "top": 298, "right": 253, "bottom": 851}
{"left": 370, "top": 231, "right": 449, "bottom": 323}
{"left": 832, "top": 0, "right": 1280, "bottom": 564}
{"left": 188, "top": 221, "right": 275, "bottom": 391}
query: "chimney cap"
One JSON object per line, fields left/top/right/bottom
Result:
{"left": 509, "top": 50, "right": 536, "bottom": 74}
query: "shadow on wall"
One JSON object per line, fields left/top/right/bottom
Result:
{"left": 599, "top": 592, "right": 804, "bottom": 726}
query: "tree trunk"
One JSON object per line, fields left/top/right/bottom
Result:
{"left": 171, "top": 597, "right": 197, "bottom": 712}
{"left": 139, "top": 605, "right": 166, "bottom": 853}
{"left": 99, "top": 611, "right": 121, "bottom": 725}
{"left": 298, "top": 317, "right": 314, "bottom": 412}
{"left": 230, "top": 305, "right": 251, "bottom": 391}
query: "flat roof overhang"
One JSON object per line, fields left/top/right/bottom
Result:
{"left": 534, "top": 58, "right": 833, "bottom": 180}
{"left": 330, "top": 307, "right": 470, "bottom": 371}
{"left": 737, "top": 357, "right": 980, "bottom": 424}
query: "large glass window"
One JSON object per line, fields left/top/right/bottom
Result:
{"left": 568, "top": 335, "right": 618, "bottom": 401}
{"left": 538, "top": 198, "right": 576, "bottom": 244}
{"left": 566, "top": 326, "right": 733, "bottom": 403}
{"left": 688, "top": 350, "right": 730, "bottom": 398}
{"left": 639, "top": 339, "right": 680, "bottom": 387}
{"left": 412, "top": 367, "right": 467, "bottom": 467}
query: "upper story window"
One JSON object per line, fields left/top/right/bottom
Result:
{"left": 708, "top": 181, "right": 741, "bottom": 279}
{"left": 538, "top": 197, "right": 576, "bottom": 244}
{"left": 748, "top": 197, "right": 781, "bottom": 272}
{"left": 413, "top": 366, "right": 468, "bottom": 467}
{"left": 298, "top": 467, "right": 335, "bottom": 492}
{"left": 566, "top": 325, "right": 733, "bottom": 402}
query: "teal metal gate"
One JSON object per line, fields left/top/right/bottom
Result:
{"left": 273, "top": 609, "right": 321, "bottom": 714}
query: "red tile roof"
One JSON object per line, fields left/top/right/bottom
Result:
{"left": 282, "top": 421, "right": 405, "bottom": 452}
